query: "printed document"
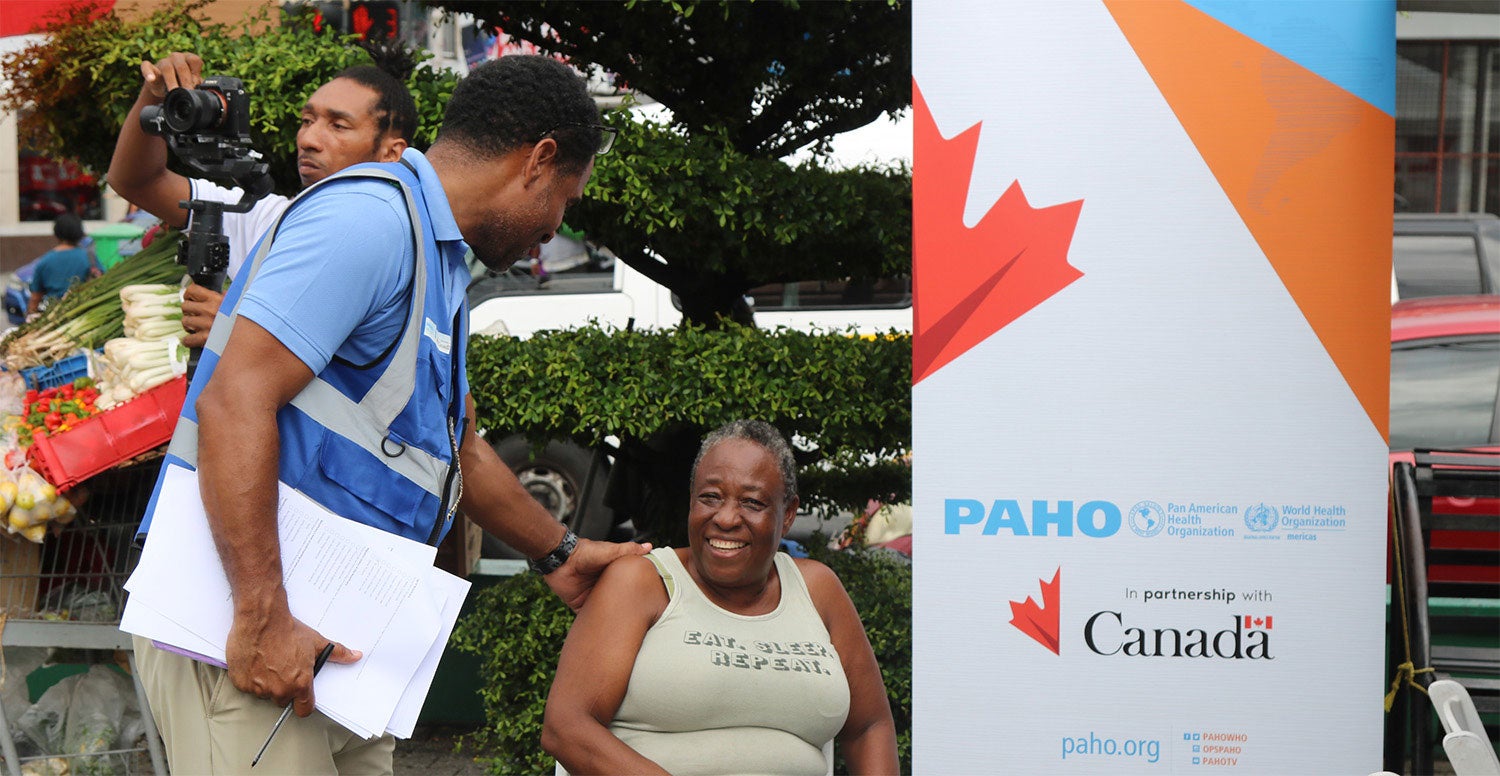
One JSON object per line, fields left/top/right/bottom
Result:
{"left": 123, "top": 463, "right": 470, "bottom": 738}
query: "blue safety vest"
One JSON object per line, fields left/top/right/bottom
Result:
{"left": 137, "top": 161, "right": 467, "bottom": 546}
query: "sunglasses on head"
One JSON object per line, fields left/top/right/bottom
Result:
{"left": 540, "top": 123, "right": 617, "bottom": 156}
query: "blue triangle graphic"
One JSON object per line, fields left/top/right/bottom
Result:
{"left": 1186, "top": 0, "right": 1395, "bottom": 116}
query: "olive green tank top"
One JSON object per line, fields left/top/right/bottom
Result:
{"left": 607, "top": 547, "right": 850, "bottom": 775}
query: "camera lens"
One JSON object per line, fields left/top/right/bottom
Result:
{"left": 138, "top": 105, "right": 166, "bottom": 136}
{"left": 161, "top": 87, "right": 226, "bottom": 133}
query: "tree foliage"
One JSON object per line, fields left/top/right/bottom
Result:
{"left": 575, "top": 114, "right": 910, "bottom": 325}
{"left": 4, "top": 1, "right": 910, "bottom": 323}
{"left": 0, "top": 0, "right": 458, "bottom": 195}
{"left": 448, "top": 572, "right": 573, "bottom": 775}
{"left": 430, "top": 0, "right": 912, "bottom": 325}
{"left": 434, "top": 0, "right": 910, "bottom": 158}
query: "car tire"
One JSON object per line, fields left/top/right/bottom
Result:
{"left": 481, "top": 436, "right": 613, "bottom": 559}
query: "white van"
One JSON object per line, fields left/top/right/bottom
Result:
{"left": 467, "top": 236, "right": 911, "bottom": 337}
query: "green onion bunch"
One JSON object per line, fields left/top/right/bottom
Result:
{"left": 2, "top": 229, "right": 184, "bottom": 370}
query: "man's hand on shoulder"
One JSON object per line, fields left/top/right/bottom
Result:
{"left": 543, "top": 538, "right": 652, "bottom": 612}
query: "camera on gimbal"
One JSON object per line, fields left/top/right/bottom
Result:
{"left": 141, "top": 75, "right": 250, "bottom": 138}
{"left": 139, "top": 76, "right": 270, "bottom": 202}
{"left": 137, "top": 75, "right": 273, "bottom": 300}
{"left": 137, "top": 75, "right": 274, "bottom": 375}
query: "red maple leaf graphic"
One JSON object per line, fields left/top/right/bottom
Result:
{"left": 1009, "top": 567, "right": 1061, "bottom": 655}
{"left": 913, "top": 82, "right": 1085, "bottom": 384}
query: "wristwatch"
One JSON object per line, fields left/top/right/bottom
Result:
{"left": 529, "top": 529, "right": 579, "bottom": 575}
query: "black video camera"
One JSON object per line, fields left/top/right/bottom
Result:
{"left": 137, "top": 75, "right": 273, "bottom": 297}
{"left": 138, "top": 76, "right": 274, "bottom": 376}
{"left": 141, "top": 75, "right": 251, "bottom": 138}
{"left": 139, "top": 76, "right": 271, "bottom": 204}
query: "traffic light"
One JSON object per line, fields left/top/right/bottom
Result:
{"left": 281, "top": 2, "right": 343, "bottom": 34}
{"left": 350, "top": 1, "right": 400, "bottom": 40}
{"left": 282, "top": 2, "right": 399, "bottom": 39}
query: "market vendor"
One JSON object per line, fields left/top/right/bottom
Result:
{"left": 106, "top": 51, "right": 416, "bottom": 347}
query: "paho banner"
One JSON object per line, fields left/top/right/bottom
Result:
{"left": 912, "top": 1, "right": 1393, "bottom": 773}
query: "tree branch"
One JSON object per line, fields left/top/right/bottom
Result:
{"left": 614, "top": 248, "right": 682, "bottom": 295}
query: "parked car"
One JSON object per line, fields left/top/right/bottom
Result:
{"left": 1388, "top": 294, "right": 1499, "bottom": 605}
{"left": 1389, "top": 295, "right": 1500, "bottom": 451}
{"left": 1392, "top": 213, "right": 1500, "bottom": 302}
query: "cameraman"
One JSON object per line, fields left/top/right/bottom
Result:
{"left": 108, "top": 52, "right": 415, "bottom": 346}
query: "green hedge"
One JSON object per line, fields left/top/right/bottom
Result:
{"left": 466, "top": 323, "right": 912, "bottom": 517}
{"left": 449, "top": 545, "right": 912, "bottom": 775}
{"left": 805, "top": 542, "right": 914, "bottom": 775}
{"left": 448, "top": 573, "right": 572, "bottom": 775}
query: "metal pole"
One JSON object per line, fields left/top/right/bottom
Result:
{"left": 1395, "top": 463, "right": 1435, "bottom": 774}
{"left": 128, "top": 651, "right": 168, "bottom": 775}
{"left": 0, "top": 682, "right": 24, "bottom": 776}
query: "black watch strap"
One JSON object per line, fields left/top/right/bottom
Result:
{"left": 529, "top": 529, "right": 578, "bottom": 575}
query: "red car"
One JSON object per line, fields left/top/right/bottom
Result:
{"left": 1389, "top": 295, "right": 1500, "bottom": 591}
{"left": 1390, "top": 295, "right": 1500, "bottom": 452}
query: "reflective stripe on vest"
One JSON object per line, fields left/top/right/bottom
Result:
{"left": 166, "top": 165, "right": 461, "bottom": 516}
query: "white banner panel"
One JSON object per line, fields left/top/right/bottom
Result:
{"left": 912, "top": 1, "right": 1394, "bottom": 772}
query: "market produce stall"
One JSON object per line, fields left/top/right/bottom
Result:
{"left": 0, "top": 462, "right": 164, "bottom": 776}
{"left": 0, "top": 232, "right": 187, "bottom": 776}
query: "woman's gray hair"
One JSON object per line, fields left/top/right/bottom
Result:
{"left": 691, "top": 420, "right": 798, "bottom": 504}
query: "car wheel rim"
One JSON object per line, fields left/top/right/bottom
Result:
{"left": 517, "top": 466, "right": 577, "bottom": 523}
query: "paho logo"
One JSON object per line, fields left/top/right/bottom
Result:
{"left": 1009, "top": 568, "right": 1061, "bottom": 654}
{"left": 946, "top": 499, "right": 1122, "bottom": 537}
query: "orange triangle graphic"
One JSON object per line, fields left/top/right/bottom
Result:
{"left": 1105, "top": 0, "right": 1392, "bottom": 441}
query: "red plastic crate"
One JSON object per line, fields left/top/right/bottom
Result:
{"left": 28, "top": 376, "right": 187, "bottom": 491}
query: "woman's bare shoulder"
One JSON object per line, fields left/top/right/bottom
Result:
{"left": 792, "top": 556, "right": 846, "bottom": 599}
{"left": 598, "top": 552, "right": 668, "bottom": 589}
{"left": 589, "top": 552, "right": 671, "bottom": 616}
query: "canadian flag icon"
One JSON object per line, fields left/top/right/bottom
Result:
{"left": 1244, "top": 615, "right": 1274, "bottom": 630}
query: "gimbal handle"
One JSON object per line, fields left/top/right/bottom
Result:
{"left": 177, "top": 177, "right": 269, "bottom": 376}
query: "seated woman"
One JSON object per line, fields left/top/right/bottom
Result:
{"left": 542, "top": 419, "right": 898, "bottom": 775}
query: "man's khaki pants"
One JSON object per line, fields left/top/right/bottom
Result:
{"left": 133, "top": 636, "right": 395, "bottom": 775}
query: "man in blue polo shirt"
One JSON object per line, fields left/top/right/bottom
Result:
{"left": 133, "top": 56, "right": 637, "bottom": 774}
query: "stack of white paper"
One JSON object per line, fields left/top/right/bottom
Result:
{"left": 122, "top": 464, "right": 471, "bottom": 739}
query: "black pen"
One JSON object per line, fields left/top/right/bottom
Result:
{"left": 251, "top": 642, "right": 337, "bottom": 767}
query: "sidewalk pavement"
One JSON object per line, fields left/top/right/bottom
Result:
{"left": 394, "top": 725, "right": 489, "bottom": 775}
